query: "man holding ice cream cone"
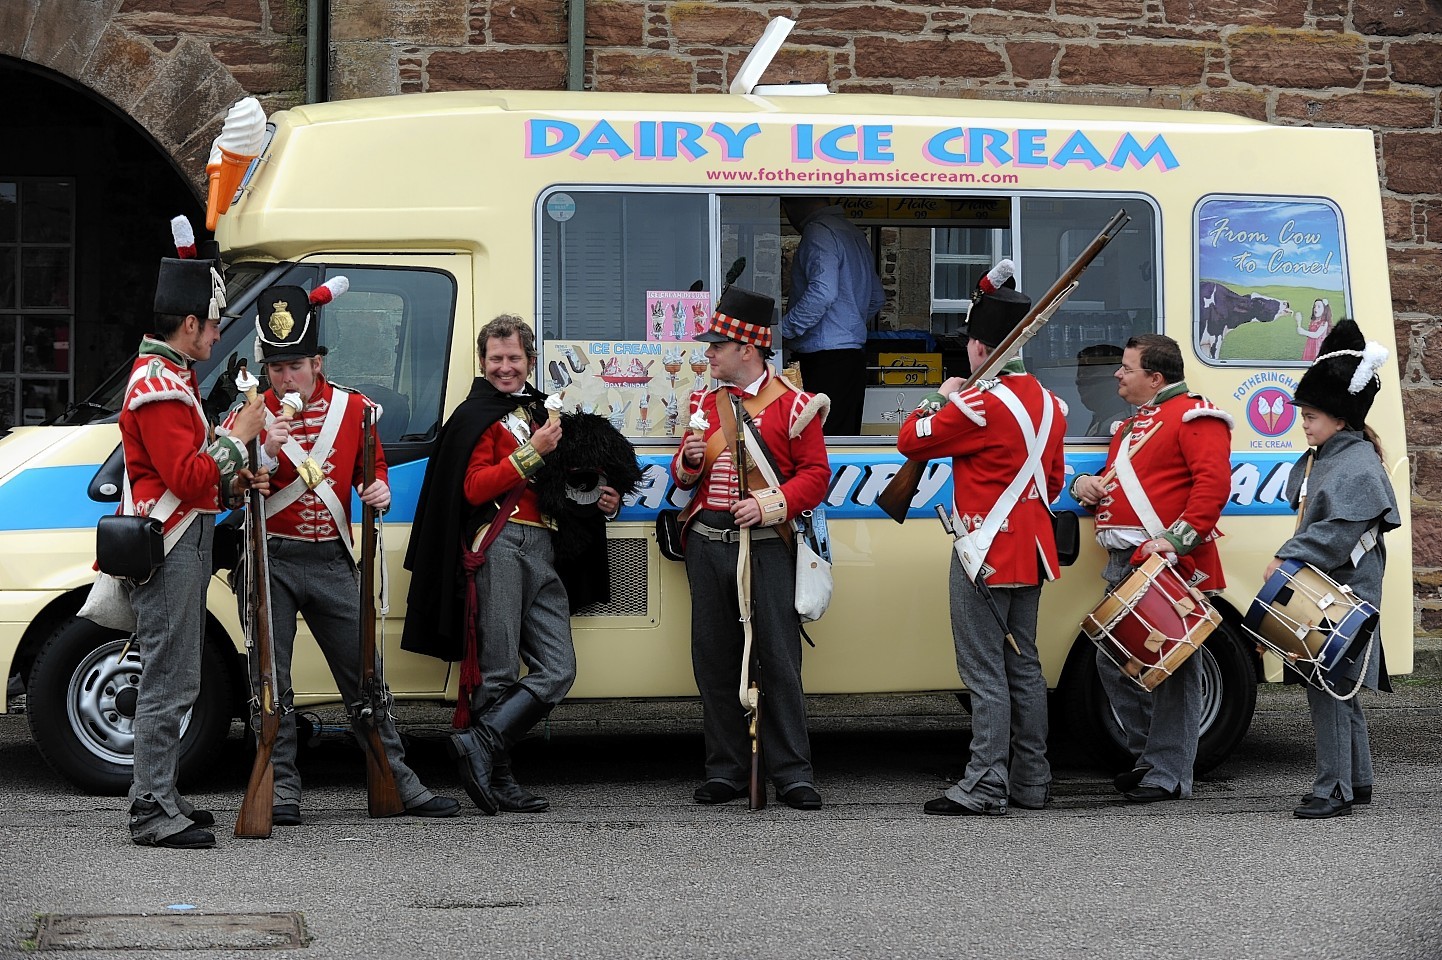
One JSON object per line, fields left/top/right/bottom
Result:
{"left": 222, "top": 278, "right": 458, "bottom": 825}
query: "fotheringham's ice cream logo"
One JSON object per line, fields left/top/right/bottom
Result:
{"left": 525, "top": 119, "right": 1180, "bottom": 171}
{"left": 1235, "top": 371, "right": 1300, "bottom": 443}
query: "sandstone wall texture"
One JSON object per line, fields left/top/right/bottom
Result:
{"left": 5, "top": 0, "right": 1440, "bottom": 628}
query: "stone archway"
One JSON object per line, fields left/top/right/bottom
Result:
{"left": 0, "top": 0, "right": 253, "bottom": 197}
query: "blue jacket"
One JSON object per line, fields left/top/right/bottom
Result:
{"left": 781, "top": 206, "right": 885, "bottom": 352}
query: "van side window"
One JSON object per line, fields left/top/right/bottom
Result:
{"left": 1019, "top": 197, "right": 1159, "bottom": 442}
{"left": 197, "top": 265, "right": 456, "bottom": 457}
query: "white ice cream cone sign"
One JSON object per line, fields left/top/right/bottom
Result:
{"left": 205, "top": 97, "right": 267, "bottom": 230}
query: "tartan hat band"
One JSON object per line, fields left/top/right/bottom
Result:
{"left": 700, "top": 311, "right": 773, "bottom": 349}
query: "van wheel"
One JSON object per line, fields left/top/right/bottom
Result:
{"left": 1057, "top": 620, "right": 1257, "bottom": 776}
{"left": 25, "top": 617, "right": 234, "bottom": 795}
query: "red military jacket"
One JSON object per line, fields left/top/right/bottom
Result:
{"left": 898, "top": 369, "right": 1068, "bottom": 586}
{"left": 119, "top": 336, "right": 246, "bottom": 538}
{"left": 1089, "top": 382, "right": 1233, "bottom": 591}
{"left": 669, "top": 370, "right": 830, "bottom": 530}
{"left": 233, "top": 377, "right": 388, "bottom": 542}
{"left": 465, "top": 413, "right": 547, "bottom": 527}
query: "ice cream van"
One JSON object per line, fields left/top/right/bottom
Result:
{"left": 0, "top": 68, "right": 1411, "bottom": 792}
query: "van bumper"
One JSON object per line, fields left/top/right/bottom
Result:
{"left": 0, "top": 590, "right": 64, "bottom": 712}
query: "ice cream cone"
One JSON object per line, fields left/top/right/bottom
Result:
{"left": 280, "top": 391, "right": 304, "bottom": 419}
{"left": 205, "top": 146, "right": 256, "bottom": 230}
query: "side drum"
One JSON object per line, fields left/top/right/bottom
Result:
{"left": 1082, "top": 554, "right": 1222, "bottom": 691}
{"left": 1243, "top": 559, "right": 1378, "bottom": 689}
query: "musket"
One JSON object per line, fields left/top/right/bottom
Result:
{"left": 732, "top": 394, "right": 765, "bottom": 811}
{"left": 235, "top": 427, "right": 280, "bottom": 839}
{"left": 935, "top": 505, "right": 1021, "bottom": 656}
{"left": 876, "top": 208, "right": 1133, "bottom": 524}
{"left": 352, "top": 405, "right": 404, "bottom": 818}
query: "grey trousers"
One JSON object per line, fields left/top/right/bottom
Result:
{"left": 470, "top": 522, "right": 576, "bottom": 710}
{"left": 685, "top": 510, "right": 814, "bottom": 793}
{"left": 944, "top": 556, "right": 1051, "bottom": 812}
{"left": 258, "top": 537, "right": 434, "bottom": 808}
{"left": 127, "top": 516, "right": 213, "bottom": 844}
{"left": 1305, "top": 686, "right": 1374, "bottom": 802}
{"left": 1094, "top": 548, "right": 1201, "bottom": 796}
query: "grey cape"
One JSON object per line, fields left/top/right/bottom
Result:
{"left": 1276, "top": 429, "right": 1401, "bottom": 690}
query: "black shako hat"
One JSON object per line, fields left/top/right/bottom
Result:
{"left": 155, "top": 215, "right": 225, "bottom": 319}
{"left": 254, "top": 277, "right": 348, "bottom": 363}
{"left": 965, "top": 286, "right": 1031, "bottom": 349}
{"left": 695, "top": 286, "right": 775, "bottom": 349}
{"left": 1290, "top": 318, "right": 1388, "bottom": 429}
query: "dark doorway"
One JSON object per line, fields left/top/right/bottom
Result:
{"left": 0, "top": 57, "right": 203, "bottom": 429}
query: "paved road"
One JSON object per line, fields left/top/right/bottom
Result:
{"left": 0, "top": 682, "right": 1439, "bottom": 959}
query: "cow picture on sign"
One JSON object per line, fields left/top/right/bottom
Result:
{"left": 1195, "top": 196, "right": 1349, "bottom": 364}
{"left": 1198, "top": 281, "right": 1290, "bottom": 360}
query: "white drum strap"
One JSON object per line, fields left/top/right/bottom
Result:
{"left": 964, "top": 382, "right": 1054, "bottom": 562}
{"left": 266, "top": 391, "right": 355, "bottom": 555}
{"left": 1112, "top": 426, "right": 1167, "bottom": 538}
{"left": 1350, "top": 525, "right": 1379, "bottom": 566}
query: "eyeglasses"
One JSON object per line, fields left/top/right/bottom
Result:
{"left": 1117, "top": 364, "right": 1157, "bottom": 376}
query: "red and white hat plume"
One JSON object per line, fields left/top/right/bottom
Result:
{"left": 977, "top": 259, "right": 1016, "bottom": 296}
{"left": 309, "top": 276, "right": 349, "bottom": 306}
{"left": 170, "top": 216, "right": 197, "bottom": 259}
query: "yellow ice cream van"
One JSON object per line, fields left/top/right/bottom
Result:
{"left": 0, "top": 83, "right": 1411, "bottom": 792}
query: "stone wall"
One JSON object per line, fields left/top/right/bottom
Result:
{"left": 7, "top": 0, "right": 1441, "bottom": 628}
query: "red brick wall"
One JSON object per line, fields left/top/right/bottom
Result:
{"left": 8, "top": 0, "right": 1441, "bottom": 630}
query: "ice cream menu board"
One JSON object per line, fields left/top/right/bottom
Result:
{"left": 541, "top": 340, "right": 712, "bottom": 438}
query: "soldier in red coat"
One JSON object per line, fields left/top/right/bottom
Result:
{"left": 898, "top": 276, "right": 1067, "bottom": 816}
{"left": 224, "top": 281, "right": 459, "bottom": 825}
{"left": 671, "top": 287, "right": 831, "bottom": 810}
{"left": 123, "top": 231, "right": 265, "bottom": 849}
{"left": 1071, "top": 333, "right": 1234, "bottom": 803}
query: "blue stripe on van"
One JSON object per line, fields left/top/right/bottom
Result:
{"left": 0, "top": 450, "right": 1300, "bottom": 534}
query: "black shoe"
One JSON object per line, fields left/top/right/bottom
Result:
{"left": 447, "top": 730, "right": 499, "bottom": 815}
{"left": 405, "top": 796, "right": 460, "bottom": 818}
{"left": 188, "top": 809, "right": 215, "bottom": 828}
{"left": 273, "top": 803, "right": 302, "bottom": 826}
{"left": 782, "top": 786, "right": 823, "bottom": 810}
{"left": 1113, "top": 765, "right": 1151, "bottom": 793}
{"left": 1293, "top": 794, "right": 1353, "bottom": 819}
{"left": 693, "top": 781, "right": 746, "bottom": 805}
{"left": 134, "top": 826, "right": 216, "bottom": 849}
{"left": 923, "top": 796, "right": 1004, "bottom": 817}
{"left": 1123, "top": 784, "right": 1182, "bottom": 804}
{"left": 1009, "top": 796, "right": 1048, "bottom": 811}
{"left": 492, "top": 758, "right": 549, "bottom": 813}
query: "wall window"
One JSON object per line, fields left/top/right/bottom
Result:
{"left": 0, "top": 179, "right": 74, "bottom": 431}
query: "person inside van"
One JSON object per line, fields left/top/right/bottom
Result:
{"left": 779, "top": 196, "right": 886, "bottom": 436}
{"left": 1074, "top": 343, "right": 1133, "bottom": 437}
{"left": 1068, "top": 334, "right": 1232, "bottom": 804}
{"left": 1265, "top": 319, "right": 1399, "bottom": 819}
{"left": 224, "top": 281, "right": 460, "bottom": 826}
{"left": 123, "top": 231, "right": 266, "bottom": 849}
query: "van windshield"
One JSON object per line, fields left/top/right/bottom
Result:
{"left": 52, "top": 261, "right": 279, "bottom": 425}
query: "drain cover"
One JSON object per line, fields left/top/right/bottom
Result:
{"left": 33, "top": 912, "right": 307, "bottom": 951}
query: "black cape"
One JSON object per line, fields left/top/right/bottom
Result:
{"left": 401, "top": 378, "right": 544, "bottom": 662}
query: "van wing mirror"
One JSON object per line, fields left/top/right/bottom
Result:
{"left": 88, "top": 443, "right": 125, "bottom": 503}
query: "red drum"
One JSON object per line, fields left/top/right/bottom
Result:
{"left": 1244, "top": 559, "right": 1378, "bottom": 690}
{"left": 1082, "top": 554, "right": 1222, "bottom": 691}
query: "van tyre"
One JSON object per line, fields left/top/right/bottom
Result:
{"left": 26, "top": 616, "right": 235, "bottom": 795}
{"left": 1057, "top": 618, "right": 1257, "bottom": 776}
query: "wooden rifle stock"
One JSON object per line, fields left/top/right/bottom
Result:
{"left": 356, "top": 406, "right": 405, "bottom": 818}
{"left": 235, "top": 435, "right": 279, "bottom": 839}
{"left": 877, "top": 208, "right": 1133, "bottom": 524}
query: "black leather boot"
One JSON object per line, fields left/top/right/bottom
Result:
{"left": 446, "top": 685, "right": 549, "bottom": 815}
{"left": 492, "top": 754, "right": 549, "bottom": 812}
